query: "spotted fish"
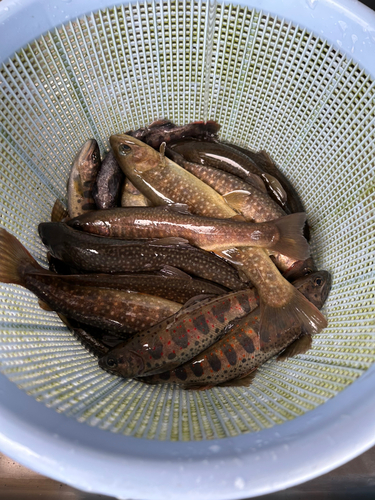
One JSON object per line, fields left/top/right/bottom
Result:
{"left": 141, "top": 271, "right": 331, "bottom": 388}
{"left": 67, "top": 139, "right": 101, "bottom": 217}
{"left": 93, "top": 150, "right": 124, "bottom": 209}
{"left": 98, "top": 288, "right": 259, "bottom": 378}
{"left": 68, "top": 205, "right": 309, "bottom": 259}
{"left": 0, "top": 228, "right": 182, "bottom": 336}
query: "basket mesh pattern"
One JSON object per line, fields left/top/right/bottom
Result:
{"left": 0, "top": 0, "right": 374, "bottom": 441}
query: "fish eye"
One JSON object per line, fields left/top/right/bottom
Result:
{"left": 118, "top": 144, "right": 132, "bottom": 155}
{"left": 314, "top": 277, "right": 323, "bottom": 286}
{"left": 106, "top": 357, "right": 118, "bottom": 368}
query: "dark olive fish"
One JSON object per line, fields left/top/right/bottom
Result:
{"left": 93, "top": 150, "right": 124, "bottom": 209}
{"left": 68, "top": 206, "right": 309, "bottom": 259}
{"left": 38, "top": 222, "right": 246, "bottom": 290}
{"left": 49, "top": 271, "right": 227, "bottom": 304}
{"left": 67, "top": 139, "right": 101, "bottom": 217}
{"left": 58, "top": 314, "right": 109, "bottom": 358}
{"left": 169, "top": 140, "right": 268, "bottom": 193}
{"left": 0, "top": 228, "right": 181, "bottom": 335}
{"left": 126, "top": 119, "right": 220, "bottom": 149}
{"left": 141, "top": 271, "right": 331, "bottom": 388}
{"left": 98, "top": 287, "right": 259, "bottom": 378}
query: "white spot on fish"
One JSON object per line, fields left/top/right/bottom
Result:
{"left": 234, "top": 477, "right": 245, "bottom": 490}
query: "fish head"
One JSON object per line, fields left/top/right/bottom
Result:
{"left": 293, "top": 270, "right": 332, "bottom": 309}
{"left": 77, "top": 139, "right": 101, "bottom": 182}
{"left": 110, "top": 134, "right": 160, "bottom": 175}
{"left": 98, "top": 348, "right": 145, "bottom": 378}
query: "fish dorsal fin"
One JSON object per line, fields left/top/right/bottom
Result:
{"left": 167, "top": 202, "right": 192, "bottom": 215}
{"left": 51, "top": 199, "right": 69, "bottom": 223}
{"left": 263, "top": 173, "right": 287, "bottom": 204}
{"left": 277, "top": 333, "right": 312, "bottom": 361}
{"left": 159, "top": 141, "right": 166, "bottom": 167}
{"left": 38, "top": 299, "right": 54, "bottom": 311}
{"left": 182, "top": 294, "right": 217, "bottom": 309}
{"left": 158, "top": 265, "right": 192, "bottom": 279}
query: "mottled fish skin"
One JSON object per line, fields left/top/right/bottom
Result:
{"left": 93, "top": 150, "right": 124, "bottom": 209}
{"left": 126, "top": 119, "right": 220, "bottom": 149}
{"left": 108, "top": 135, "right": 327, "bottom": 342}
{"left": 98, "top": 288, "right": 259, "bottom": 378}
{"left": 49, "top": 272, "right": 227, "bottom": 304}
{"left": 0, "top": 228, "right": 182, "bottom": 335}
{"left": 121, "top": 178, "right": 152, "bottom": 207}
{"left": 141, "top": 271, "right": 331, "bottom": 388}
{"left": 38, "top": 222, "right": 246, "bottom": 290}
{"left": 110, "top": 134, "right": 236, "bottom": 217}
{"left": 67, "top": 206, "right": 309, "bottom": 259}
{"left": 169, "top": 140, "right": 267, "bottom": 193}
{"left": 67, "top": 139, "right": 101, "bottom": 217}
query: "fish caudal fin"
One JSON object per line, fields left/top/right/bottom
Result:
{"left": 0, "top": 228, "right": 41, "bottom": 286}
{"left": 271, "top": 212, "right": 310, "bottom": 261}
{"left": 259, "top": 287, "right": 327, "bottom": 344}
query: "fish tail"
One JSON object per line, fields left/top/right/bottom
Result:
{"left": 271, "top": 212, "right": 310, "bottom": 261}
{"left": 0, "top": 228, "right": 41, "bottom": 286}
{"left": 259, "top": 287, "right": 327, "bottom": 344}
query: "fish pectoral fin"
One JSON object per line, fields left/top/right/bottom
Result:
{"left": 38, "top": 299, "right": 54, "bottom": 312}
{"left": 230, "top": 214, "right": 247, "bottom": 222}
{"left": 167, "top": 203, "right": 192, "bottom": 215}
{"left": 277, "top": 334, "right": 313, "bottom": 361}
{"left": 182, "top": 294, "right": 217, "bottom": 309}
{"left": 218, "top": 368, "right": 258, "bottom": 388}
{"left": 51, "top": 199, "right": 69, "bottom": 223}
{"left": 158, "top": 265, "right": 192, "bottom": 279}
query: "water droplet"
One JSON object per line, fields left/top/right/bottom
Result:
{"left": 351, "top": 34, "right": 358, "bottom": 53}
{"left": 235, "top": 477, "right": 245, "bottom": 490}
{"left": 338, "top": 20, "right": 347, "bottom": 33}
{"left": 61, "top": 0, "right": 72, "bottom": 3}
{"left": 336, "top": 39, "right": 343, "bottom": 48}
{"left": 209, "top": 445, "right": 221, "bottom": 452}
{"left": 4, "top": 6, "right": 9, "bottom": 11}
{"left": 305, "top": 0, "right": 317, "bottom": 9}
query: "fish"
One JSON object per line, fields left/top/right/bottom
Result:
{"left": 38, "top": 222, "right": 247, "bottom": 290}
{"left": 98, "top": 287, "right": 259, "bottom": 378}
{"left": 110, "top": 134, "right": 236, "bottom": 217}
{"left": 109, "top": 134, "right": 326, "bottom": 341}
{"left": 140, "top": 271, "right": 331, "bottom": 388}
{"left": 121, "top": 178, "right": 153, "bottom": 207}
{"left": 46, "top": 269, "right": 227, "bottom": 304}
{"left": 67, "top": 139, "right": 101, "bottom": 217}
{"left": 92, "top": 150, "right": 124, "bottom": 209}
{"left": 126, "top": 119, "right": 220, "bottom": 149}
{"left": 58, "top": 314, "right": 109, "bottom": 357}
{"left": 50, "top": 199, "right": 69, "bottom": 223}
{"left": 0, "top": 228, "right": 182, "bottom": 335}
{"left": 67, "top": 205, "right": 309, "bottom": 259}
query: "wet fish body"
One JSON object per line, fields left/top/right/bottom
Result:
{"left": 121, "top": 178, "right": 152, "bottom": 207}
{"left": 0, "top": 228, "right": 181, "bottom": 335}
{"left": 38, "top": 222, "right": 246, "bottom": 290}
{"left": 99, "top": 287, "right": 259, "bottom": 378}
{"left": 93, "top": 150, "right": 124, "bottom": 209}
{"left": 142, "top": 271, "right": 331, "bottom": 388}
{"left": 67, "top": 139, "right": 101, "bottom": 217}
{"left": 68, "top": 206, "right": 309, "bottom": 259}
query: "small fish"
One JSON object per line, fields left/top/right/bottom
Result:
{"left": 169, "top": 140, "right": 267, "bottom": 193}
{"left": 38, "top": 222, "right": 246, "bottom": 290}
{"left": 126, "top": 119, "right": 220, "bottom": 149}
{"left": 141, "top": 271, "right": 331, "bottom": 388}
{"left": 68, "top": 206, "right": 309, "bottom": 260}
{"left": 109, "top": 134, "right": 326, "bottom": 342}
{"left": 93, "top": 150, "right": 124, "bottom": 209}
{"left": 98, "top": 287, "right": 259, "bottom": 378}
{"left": 121, "top": 178, "right": 153, "bottom": 207}
{"left": 0, "top": 228, "right": 181, "bottom": 335}
{"left": 48, "top": 270, "right": 227, "bottom": 304}
{"left": 67, "top": 139, "right": 101, "bottom": 217}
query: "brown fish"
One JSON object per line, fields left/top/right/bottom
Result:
{"left": 141, "top": 271, "right": 331, "bottom": 388}
{"left": 68, "top": 206, "right": 309, "bottom": 259}
{"left": 98, "top": 288, "right": 259, "bottom": 378}
{"left": 0, "top": 228, "right": 181, "bottom": 335}
{"left": 67, "top": 139, "right": 101, "bottom": 217}
{"left": 93, "top": 150, "right": 124, "bottom": 209}
{"left": 126, "top": 119, "right": 220, "bottom": 149}
{"left": 38, "top": 222, "right": 247, "bottom": 290}
{"left": 121, "top": 179, "right": 152, "bottom": 207}
{"left": 109, "top": 134, "right": 326, "bottom": 341}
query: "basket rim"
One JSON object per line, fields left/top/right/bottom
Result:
{"left": 1, "top": 364, "right": 375, "bottom": 499}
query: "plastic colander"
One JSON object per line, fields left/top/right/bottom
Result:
{"left": 0, "top": 0, "right": 374, "bottom": 498}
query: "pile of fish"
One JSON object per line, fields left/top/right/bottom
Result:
{"left": 0, "top": 119, "right": 331, "bottom": 389}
